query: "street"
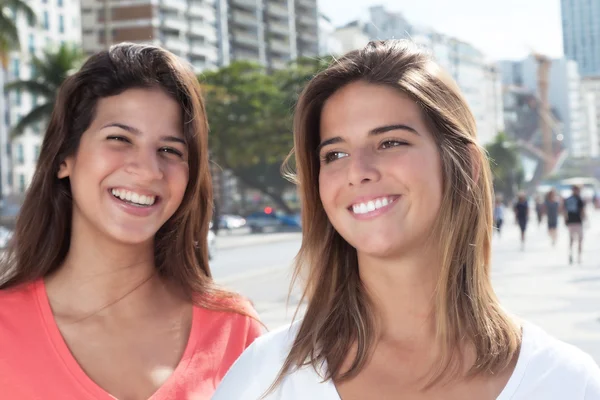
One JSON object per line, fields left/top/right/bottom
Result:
{"left": 211, "top": 211, "right": 600, "bottom": 363}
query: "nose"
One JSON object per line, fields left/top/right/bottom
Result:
{"left": 125, "top": 148, "right": 164, "bottom": 182}
{"left": 347, "top": 150, "right": 381, "bottom": 186}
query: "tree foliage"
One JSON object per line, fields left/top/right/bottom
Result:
{"left": 200, "top": 57, "right": 329, "bottom": 212}
{"left": 5, "top": 43, "right": 85, "bottom": 137}
{"left": 486, "top": 132, "right": 523, "bottom": 200}
{"left": 0, "top": 0, "right": 36, "bottom": 68}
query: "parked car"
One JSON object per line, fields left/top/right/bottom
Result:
{"left": 0, "top": 226, "right": 12, "bottom": 249}
{"left": 245, "top": 210, "right": 283, "bottom": 233}
{"left": 218, "top": 214, "right": 246, "bottom": 230}
{"left": 208, "top": 222, "right": 217, "bottom": 260}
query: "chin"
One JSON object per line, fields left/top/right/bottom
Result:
{"left": 106, "top": 226, "right": 157, "bottom": 246}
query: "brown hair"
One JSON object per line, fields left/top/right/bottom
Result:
{"left": 279, "top": 40, "right": 520, "bottom": 387}
{"left": 0, "top": 43, "right": 240, "bottom": 311}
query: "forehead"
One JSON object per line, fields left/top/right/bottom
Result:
{"left": 319, "top": 81, "right": 427, "bottom": 139}
{"left": 93, "top": 88, "right": 182, "bottom": 128}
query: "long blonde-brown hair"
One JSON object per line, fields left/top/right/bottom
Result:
{"left": 279, "top": 40, "right": 520, "bottom": 387}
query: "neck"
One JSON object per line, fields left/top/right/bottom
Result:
{"left": 45, "top": 214, "right": 162, "bottom": 318}
{"left": 358, "top": 242, "right": 440, "bottom": 344}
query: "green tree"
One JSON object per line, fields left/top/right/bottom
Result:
{"left": 5, "top": 43, "right": 85, "bottom": 137}
{"left": 200, "top": 58, "right": 329, "bottom": 214}
{"left": 0, "top": 0, "right": 36, "bottom": 68}
{"left": 486, "top": 132, "right": 523, "bottom": 201}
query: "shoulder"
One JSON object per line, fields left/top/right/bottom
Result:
{"left": 0, "top": 281, "right": 37, "bottom": 314}
{"left": 193, "top": 294, "right": 264, "bottom": 344}
{"left": 212, "top": 321, "right": 305, "bottom": 399}
{"left": 507, "top": 321, "right": 600, "bottom": 398}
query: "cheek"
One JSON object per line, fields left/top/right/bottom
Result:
{"left": 166, "top": 163, "right": 189, "bottom": 198}
{"left": 318, "top": 169, "right": 340, "bottom": 213}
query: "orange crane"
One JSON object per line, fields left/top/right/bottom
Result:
{"left": 532, "top": 52, "right": 553, "bottom": 175}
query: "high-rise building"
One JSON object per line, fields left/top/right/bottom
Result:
{"left": 581, "top": 76, "right": 600, "bottom": 158}
{"left": 413, "top": 30, "right": 505, "bottom": 145}
{"left": 220, "top": 0, "right": 319, "bottom": 70}
{"left": 80, "top": 0, "right": 220, "bottom": 72}
{"left": 1, "top": 0, "right": 81, "bottom": 200}
{"left": 364, "top": 5, "right": 412, "bottom": 41}
{"left": 561, "top": 0, "right": 600, "bottom": 76}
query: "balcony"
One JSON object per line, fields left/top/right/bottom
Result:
{"left": 268, "top": 20, "right": 289, "bottom": 36}
{"left": 160, "top": 15, "right": 183, "bottom": 31}
{"left": 269, "top": 39, "right": 290, "bottom": 54}
{"left": 163, "top": 36, "right": 189, "bottom": 54}
{"left": 190, "top": 43, "right": 217, "bottom": 60}
{"left": 268, "top": 3, "right": 289, "bottom": 18}
{"left": 297, "top": 0, "right": 316, "bottom": 8}
{"left": 299, "top": 31, "right": 317, "bottom": 43}
{"left": 233, "top": 31, "right": 260, "bottom": 49}
{"left": 298, "top": 14, "right": 317, "bottom": 26}
{"left": 232, "top": 10, "right": 258, "bottom": 27}
{"left": 159, "top": 0, "right": 187, "bottom": 12}
{"left": 188, "top": 24, "right": 217, "bottom": 42}
{"left": 231, "top": 0, "right": 258, "bottom": 10}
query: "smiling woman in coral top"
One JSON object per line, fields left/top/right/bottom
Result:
{"left": 0, "top": 43, "right": 262, "bottom": 400}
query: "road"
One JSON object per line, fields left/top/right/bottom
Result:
{"left": 210, "top": 211, "right": 600, "bottom": 363}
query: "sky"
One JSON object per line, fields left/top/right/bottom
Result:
{"left": 319, "top": 0, "right": 564, "bottom": 61}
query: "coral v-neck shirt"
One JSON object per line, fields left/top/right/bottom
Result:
{"left": 0, "top": 280, "right": 262, "bottom": 399}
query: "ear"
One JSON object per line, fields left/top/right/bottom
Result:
{"left": 468, "top": 144, "right": 481, "bottom": 188}
{"left": 57, "top": 157, "right": 73, "bottom": 179}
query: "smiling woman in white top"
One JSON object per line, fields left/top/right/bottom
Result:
{"left": 213, "top": 40, "right": 600, "bottom": 400}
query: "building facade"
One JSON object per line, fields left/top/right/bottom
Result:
{"left": 219, "top": 0, "right": 318, "bottom": 70}
{"left": 80, "top": 0, "right": 220, "bottom": 72}
{"left": 581, "top": 76, "right": 600, "bottom": 158}
{"left": 1, "top": 0, "right": 81, "bottom": 200}
{"left": 561, "top": 0, "right": 600, "bottom": 77}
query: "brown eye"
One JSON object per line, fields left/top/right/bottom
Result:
{"left": 322, "top": 151, "right": 348, "bottom": 164}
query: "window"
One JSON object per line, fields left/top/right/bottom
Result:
{"left": 28, "top": 34, "right": 35, "bottom": 54}
{"left": 34, "top": 145, "right": 41, "bottom": 160}
{"left": 11, "top": 58, "right": 20, "bottom": 79}
{"left": 58, "top": 0, "right": 63, "bottom": 6}
{"left": 15, "top": 89, "right": 21, "bottom": 106}
{"left": 19, "top": 174, "right": 26, "bottom": 193}
{"left": 43, "top": 11, "right": 49, "bottom": 30}
{"left": 16, "top": 144, "right": 24, "bottom": 164}
{"left": 59, "top": 15, "right": 64, "bottom": 33}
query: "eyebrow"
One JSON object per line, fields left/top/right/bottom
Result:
{"left": 102, "top": 122, "right": 186, "bottom": 145}
{"left": 317, "top": 124, "right": 419, "bottom": 153}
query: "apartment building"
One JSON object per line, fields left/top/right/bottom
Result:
{"left": 80, "top": 0, "right": 219, "bottom": 72}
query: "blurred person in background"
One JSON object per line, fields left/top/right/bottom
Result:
{"left": 564, "top": 185, "right": 586, "bottom": 265}
{"left": 213, "top": 40, "right": 600, "bottom": 400}
{"left": 545, "top": 188, "right": 560, "bottom": 247}
{"left": 535, "top": 195, "right": 545, "bottom": 226}
{"left": 493, "top": 195, "right": 505, "bottom": 237}
{"left": 514, "top": 192, "right": 529, "bottom": 250}
{"left": 0, "top": 43, "right": 261, "bottom": 399}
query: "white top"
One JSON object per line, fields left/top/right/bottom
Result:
{"left": 212, "top": 320, "right": 600, "bottom": 400}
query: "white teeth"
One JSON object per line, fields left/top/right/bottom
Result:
{"left": 351, "top": 196, "right": 396, "bottom": 215}
{"left": 111, "top": 189, "right": 156, "bottom": 206}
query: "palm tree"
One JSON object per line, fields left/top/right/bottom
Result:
{"left": 0, "top": 0, "right": 36, "bottom": 68}
{"left": 5, "top": 43, "right": 85, "bottom": 137}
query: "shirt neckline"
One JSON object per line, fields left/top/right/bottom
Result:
{"left": 33, "top": 278, "right": 200, "bottom": 399}
{"left": 318, "top": 323, "right": 531, "bottom": 400}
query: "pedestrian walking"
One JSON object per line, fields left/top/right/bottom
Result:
{"left": 514, "top": 193, "right": 529, "bottom": 250}
{"left": 564, "top": 185, "right": 586, "bottom": 264}
{"left": 0, "top": 43, "right": 262, "bottom": 399}
{"left": 535, "top": 195, "right": 545, "bottom": 226}
{"left": 545, "top": 188, "right": 560, "bottom": 247}
{"left": 494, "top": 195, "right": 505, "bottom": 236}
{"left": 213, "top": 40, "right": 600, "bottom": 400}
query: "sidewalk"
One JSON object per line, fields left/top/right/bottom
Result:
{"left": 492, "top": 209, "right": 600, "bottom": 362}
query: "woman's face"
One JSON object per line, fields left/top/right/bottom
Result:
{"left": 58, "top": 88, "right": 189, "bottom": 245}
{"left": 317, "top": 81, "right": 444, "bottom": 259}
